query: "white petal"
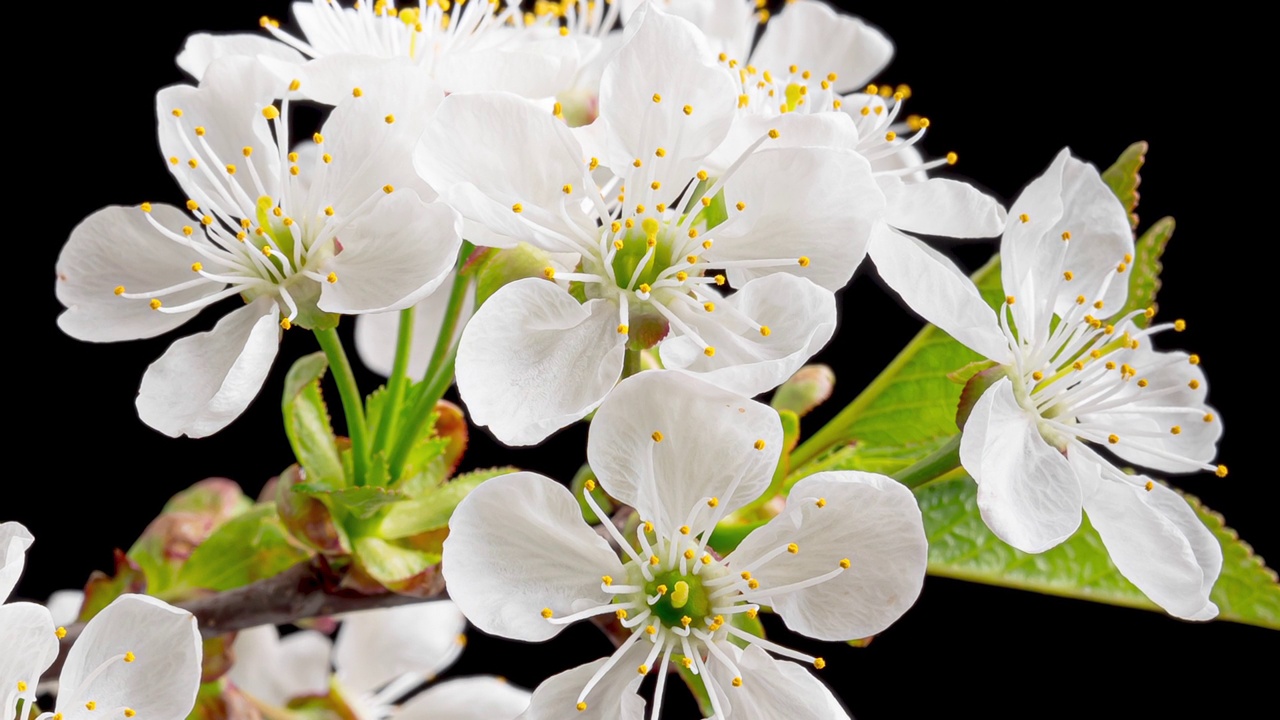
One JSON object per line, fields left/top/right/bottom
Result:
{"left": 441, "top": 473, "right": 625, "bottom": 642}
{"left": 960, "top": 377, "right": 1083, "bottom": 553}
{"left": 355, "top": 273, "right": 476, "bottom": 380}
{"left": 176, "top": 33, "right": 305, "bottom": 80}
{"left": 1002, "top": 148, "right": 1134, "bottom": 334}
{"left": 881, "top": 176, "right": 1007, "bottom": 239}
{"left": 56, "top": 205, "right": 223, "bottom": 342}
{"left": 598, "top": 2, "right": 737, "bottom": 190}
{"left": 708, "top": 147, "right": 882, "bottom": 292}
{"left": 658, "top": 274, "right": 837, "bottom": 398}
{"left": 729, "top": 472, "right": 927, "bottom": 641}
{"left": 47, "top": 590, "right": 85, "bottom": 627}
{"left": 455, "top": 279, "right": 624, "bottom": 446}
{"left": 515, "top": 647, "right": 648, "bottom": 720}
{"left": 0, "top": 603, "right": 58, "bottom": 710}
{"left": 436, "top": 35, "right": 583, "bottom": 98}
{"left": 706, "top": 111, "right": 860, "bottom": 175}
{"left": 588, "top": 370, "right": 782, "bottom": 533}
{"left": 306, "top": 58, "right": 444, "bottom": 208}
{"left": 750, "top": 0, "right": 894, "bottom": 93}
{"left": 395, "top": 676, "right": 531, "bottom": 720}
{"left": 156, "top": 56, "right": 284, "bottom": 211}
{"left": 319, "top": 193, "right": 461, "bottom": 314}
{"left": 417, "top": 92, "right": 591, "bottom": 253}
{"left": 706, "top": 644, "right": 849, "bottom": 720}
{"left": 624, "top": 0, "right": 756, "bottom": 61}
{"left": 57, "top": 595, "right": 201, "bottom": 720}
{"left": 868, "top": 226, "right": 1008, "bottom": 361}
{"left": 1078, "top": 458, "right": 1221, "bottom": 620}
{"left": 334, "top": 602, "right": 466, "bottom": 695}
{"left": 136, "top": 296, "right": 280, "bottom": 438}
{"left": 0, "top": 521, "right": 34, "bottom": 602}
{"left": 227, "top": 625, "right": 332, "bottom": 706}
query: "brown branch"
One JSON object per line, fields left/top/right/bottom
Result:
{"left": 41, "top": 559, "right": 444, "bottom": 683}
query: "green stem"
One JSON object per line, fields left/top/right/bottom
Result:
{"left": 372, "top": 307, "right": 416, "bottom": 456}
{"left": 314, "top": 327, "right": 369, "bottom": 486}
{"left": 412, "top": 243, "right": 473, "bottom": 407}
{"left": 622, "top": 347, "right": 643, "bottom": 380}
{"left": 892, "top": 434, "right": 963, "bottom": 490}
{"left": 388, "top": 350, "right": 456, "bottom": 481}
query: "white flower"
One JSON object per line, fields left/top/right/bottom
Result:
{"left": 178, "top": 1, "right": 586, "bottom": 103}
{"left": 417, "top": 4, "right": 882, "bottom": 445}
{"left": 228, "top": 601, "right": 529, "bottom": 720}
{"left": 907, "top": 148, "right": 1224, "bottom": 619}
{"left": 2, "top": 523, "right": 203, "bottom": 720}
{"left": 442, "top": 371, "right": 927, "bottom": 719}
{"left": 55, "top": 58, "right": 461, "bottom": 438}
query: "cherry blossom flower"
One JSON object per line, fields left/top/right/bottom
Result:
{"left": 443, "top": 372, "right": 927, "bottom": 718}
{"left": 2, "top": 523, "right": 202, "bottom": 719}
{"left": 903, "top": 148, "right": 1224, "bottom": 618}
{"left": 228, "top": 601, "right": 530, "bottom": 719}
{"left": 55, "top": 58, "right": 461, "bottom": 438}
{"left": 417, "top": 3, "right": 882, "bottom": 444}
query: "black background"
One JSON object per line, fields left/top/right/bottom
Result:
{"left": 18, "top": 1, "right": 1274, "bottom": 717}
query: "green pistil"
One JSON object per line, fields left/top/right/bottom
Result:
{"left": 610, "top": 220, "right": 677, "bottom": 290}
{"left": 646, "top": 569, "right": 712, "bottom": 628}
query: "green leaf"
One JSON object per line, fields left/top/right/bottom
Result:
{"left": 1100, "top": 140, "right": 1147, "bottom": 228}
{"left": 379, "top": 467, "right": 513, "bottom": 539}
{"left": 282, "top": 352, "right": 345, "bottom": 489}
{"left": 79, "top": 550, "right": 147, "bottom": 622}
{"left": 295, "top": 484, "right": 407, "bottom": 520}
{"left": 353, "top": 535, "right": 440, "bottom": 586}
{"left": 1118, "top": 216, "right": 1174, "bottom": 328}
{"left": 173, "top": 504, "right": 311, "bottom": 594}
{"left": 919, "top": 476, "right": 1280, "bottom": 630}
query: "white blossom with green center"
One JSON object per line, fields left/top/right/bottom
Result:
{"left": 416, "top": 4, "right": 882, "bottom": 445}
{"left": 55, "top": 58, "right": 461, "bottom": 438}
{"left": 905, "top": 148, "right": 1225, "bottom": 619}
{"left": 442, "top": 372, "right": 928, "bottom": 719}
{"left": 1, "top": 523, "right": 203, "bottom": 720}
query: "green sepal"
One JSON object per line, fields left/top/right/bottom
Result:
{"left": 79, "top": 550, "right": 147, "bottom": 622}
{"left": 1117, "top": 216, "right": 1174, "bottom": 329}
{"left": 572, "top": 464, "right": 614, "bottom": 524}
{"left": 380, "top": 466, "right": 518, "bottom": 539}
{"left": 170, "top": 504, "right": 312, "bottom": 595}
{"left": 475, "top": 243, "right": 558, "bottom": 307}
{"left": 282, "top": 352, "right": 345, "bottom": 489}
{"left": 707, "top": 518, "right": 769, "bottom": 556}
{"left": 1100, "top": 140, "right": 1147, "bottom": 228}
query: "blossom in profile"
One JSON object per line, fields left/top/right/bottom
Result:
{"left": 2, "top": 523, "right": 203, "bottom": 719}
{"left": 418, "top": 4, "right": 882, "bottom": 444}
{"left": 442, "top": 372, "right": 927, "bottom": 718}
{"left": 907, "top": 148, "right": 1225, "bottom": 619}
{"left": 229, "top": 601, "right": 529, "bottom": 719}
{"left": 55, "top": 58, "right": 460, "bottom": 438}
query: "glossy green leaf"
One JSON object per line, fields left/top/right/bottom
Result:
{"left": 919, "top": 476, "right": 1280, "bottom": 630}
{"left": 172, "top": 504, "right": 311, "bottom": 594}
{"left": 282, "top": 352, "right": 345, "bottom": 489}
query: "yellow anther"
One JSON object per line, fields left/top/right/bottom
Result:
{"left": 646, "top": 625, "right": 658, "bottom": 635}
{"left": 681, "top": 615, "right": 693, "bottom": 627}
{"left": 1062, "top": 231, "right": 1072, "bottom": 241}
{"left": 1032, "top": 371, "right": 1044, "bottom": 381}
{"left": 140, "top": 202, "right": 152, "bottom": 213}
{"left": 171, "top": 108, "right": 183, "bottom": 118}
{"left": 676, "top": 271, "right": 689, "bottom": 282}
{"left": 352, "top": 87, "right": 364, "bottom": 97}
{"left": 1063, "top": 271, "right": 1074, "bottom": 281}
{"left": 511, "top": 203, "right": 523, "bottom": 213}
{"left": 383, "top": 184, "right": 395, "bottom": 194}
{"left": 1174, "top": 319, "right": 1187, "bottom": 331}
{"left": 682, "top": 657, "right": 694, "bottom": 669}
{"left": 541, "top": 608, "right": 554, "bottom": 618}
{"left": 542, "top": 266, "right": 556, "bottom": 280}
{"left": 289, "top": 165, "right": 300, "bottom": 176}
{"left": 650, "top": 555, "right": 661, "bottom": 566}
{"left": 683, "top": 105, "right": 694, "bottom": 115}
{"left": 193, "top": 125, "right": 207, "bottom": 137}
{"left": 1117, "top": 263, "right": 1127, "bottom": 273}
{"left": 241, "top": 218, "right": 252, "bottom": 229}
{"left": 55, "top": 626, "right": 67, "bottom": 639}
{"left": 635, "top": 204, "right": 646, "bottom": 214}
{"left": 262, "top": 105, "right": 280, "bottom": 120}
{"left": 1189, "top": 379, "right": 1201, "bottom": 390}
{"left": 633, "top": 158, "right": 643, "bottom": 168}
{"left": 768, "top": 128, "right": 780, "bottom": 139}
{"left": 860, "top": 106, "right": 871, "bottom": 116}
{"left": 1137, "top": 378, "right": 1149, "bottom": 388}
{"left": 236, "top": 232, "right": 246, "bottom": 242}
{"left": 697, "top": 170, "right": 709, "bottom": 181}
{"left": 585, "top": 479, "right": 596, "bottom": 492}
{"left": 651, "top": 181, "right": 661, "bottom": 190}
{"left": 719, "top": 52, "right": 728, "bottom": 61}
{"left": 732, "top": 677, "right": 743, "bottom": 687}
{"left": 1124, "top": 253, "right": 1133, "bottom": 263}
{"left": 652, "top": 431, "right": 664, "bottom": 442}
{"left": 816, "top": 498, "right": 827, "bottom": 508}
{"left": 652, "top": 93, "right": 662, "bottom": 103}
{"left": 753, "top": 439, "right": 766, "bottom": 451}
{"left": 616, "top": 609, "right": 628, "bottom": 620}
{"left": 1145, "top": 481, "right": 1154, "bottom": 492}
{"left": 190, "top": 262, "right": 203, "bottom": 273}
{"left": 638, "top": 283, "right": 651, "bottom": 294}
{"left": 577, "top": 702, "right": 588, "bottom": 712}
{"left": 86, "top": 702, "right": 96, "bottom": 711}
{"left": 187, "top": 158, "right": 199, "bottom": 169}
{"left": 703, "top": 302, "right": 715, "bottom": 312}
{"left": 326, "top": 272, "right": 338, "bottom": 283}
{"left": 1204, "top": 413, "right": 1215, "bottom": 422}
{"left": 686, "top": 254, "right": 698, "bottom": 264}
{"left": 185, "top": 199, "right": 200, "bottom": 211}
{"left": 885, "top": 131, "right": 897, "bottom": 142}
{"left": 760, "top": 325, "right": 771, "bottom": 336}
{"left": 242, "top": 146, "right": 253, "bottom": 157}
{"left": 918, "top": 117, "right": 931, "bottom": 128}
{"left": 1077, "top": 295, "right": 1087, "bottom": 305}
{"left": 181, "top": 226, "right": 194, "bottom": 236}
{"left": 169, "top": 156, "right": 179, "bottom": 164}
{"left": 1189, "top": 354, "right": 1201, "bottom": 365}
{"left": 1216, "top": 465, "right": 1229, "bottom": 478}
{"left": 1108, "top": 434, "right": 1120, "bottom": 444}
{"left": 1093, "top": 300, "right": 1105, "bottom": 310}
{"left": 261, "top": 245, "right": 272, "bottom": 256}
{"left": 561, "top": 184, "right": 573, "bottom": 195}
{"left": 312, "top": 132, "right": 325, "bottom": 144}
{"left": 946, "top": 151, "right": 959, "bottom": 165}
{"left": 637, "top": 664, "right": 648, "bottom": 675}
{"left": 797, "top": 256, "right": 810, "bottom": 267}
{"left": 384, "top": 114, "right": 396, "bottom": 124}
{"left": 747, "top": 578, "right": 759, "bottom": 589}
{"left": 684, "top": 549, "right": 696, "bottom": 560}
{"left": 839, "top": 558, "right": 851, "bottom": 569}
{"left": 644, "top": 521, "right": 654, "bottom": 533}
{"left": 704, "top": 346, "right": 716, "bottom": 357}
{"left": 701, "top": 554, "right": 712, "bottom": 565}
{"left": 1072, "top": 361, "right": 1085, "bottom": 371}
{"left": 707, "top": 497, "right": 719, "bottom": 508}
{"left": 559, "top": 26, "right": 569, "bottom": 36}
{"left": 324, "top": 206, "right": 335, "bottom": 216}
{"left": 280, "top": 318, "right": 292, "bottom": 331}
{"left": 746, "top": 607, "right": 759, "bottom": 619}
{"left": 1171, "top": 425, "right": 1182, "bottom": 435}
{"left": 1018, "top": 213, "right": 1029, "bottom": 223}
{"left": 787, "top": 543, "right": 799, "bottom": 554}
{"left": 17, "top": 682, "right": 26, "bottom": 692}
{"left": 322, "top": 153, "right": 333, "bottom": 163}
{"left": 625, "top": 219, "right": 635, "bottom": 229}
{"left": 657, "top": 203, "right": 667, "bottom": 213}
{"left": 589, "top": 157, "right": 599, "bottom": 170}
{"left": 225, "top": 164, "right": 237, "bottom": 174}
{"left": 602, "top": 575, "right": 613, "bottom": 586}
{"left": 814, "top": 658, "right": 826, "bottom": 670}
